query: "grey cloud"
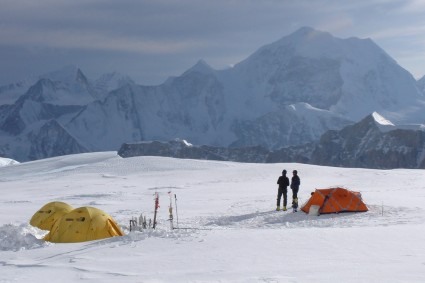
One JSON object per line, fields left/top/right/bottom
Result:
{"left": 0, "top": 0, "right": 424, "bottom": 85}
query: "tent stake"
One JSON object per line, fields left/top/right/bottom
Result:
{"left": 175, "top": 194, "right": 179, "bottom": 228}
{"left": 168, "top": 191, "right": 174, "bottom": 230}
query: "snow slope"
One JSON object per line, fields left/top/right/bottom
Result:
{"left": 0, "top": 157, "right": 19, "bottom": 167}
{"left": 1, "top": 152, "right": 424, "bottom": 282}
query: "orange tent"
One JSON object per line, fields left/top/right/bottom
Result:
{"left": 301, "top": 187, "right": 368, "bottom": 215}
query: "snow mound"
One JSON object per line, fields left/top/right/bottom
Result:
{"left": 0, "top": 157, "right": 19, "bottom": 167}
{"left": 0, "top": 224, "right": 49, "bottom": 251}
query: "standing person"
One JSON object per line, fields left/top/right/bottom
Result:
{"left": 276, "top": 170, "right": 290, "bottom": 211}
{"left": 290, "top": 170, "right": 300, "bottom": 212}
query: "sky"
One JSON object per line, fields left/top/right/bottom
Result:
{"left": 1, "top": 0, "right": 425, "bottom": 86}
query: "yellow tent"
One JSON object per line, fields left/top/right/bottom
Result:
{"left": 30, "top": 201, "right": 74, "bottom": 231}
{"left": 44, "top": 206, "right": 124, "bottom": 243}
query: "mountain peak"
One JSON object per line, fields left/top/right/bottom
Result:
{"left": 185, "top": 59, "right": 214, "bottom": 75}
{"left": 236, "top": 26, "right": 338, "bottom": 69}
{"left": 277, "top": 26, "right": 333, "bottom": 44}
{"left": 418, "top": 75, "right": 425, "bottom": 94}
{"left": 257, "top": 26, "right": 385, "bottom": 62}
{"left": 93, "top": 72, "right": 134, "bottom": 94}
{"left": 348, "top": 112, "right": 397, "bottom": 135}
{"left": 41, "top": 65, "right": 85, "bottom": 84}
{"left": 371, "top": 112, "right": 396, "bottom": 132}
{"left": 291, "top": 26, "right": 326, "bottom": 37}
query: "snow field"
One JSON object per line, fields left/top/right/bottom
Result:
{"left": 1, "top": 152, "right": 425, "bottom": 282}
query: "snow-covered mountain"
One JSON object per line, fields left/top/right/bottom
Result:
{"left": 0, "top": 67, "right": 130, "bottom": 160}
{"left": 0, "top": 66, "right": 133, "bottom": 106}
{"left": 268, "top": 112, "right": 425, "bottom": 169}
{"left": 0, "top": 66, "right": 94, "bottom": 107}
{"left": 310, "top": 113, "right": 425, "bottom": 168}
{"left": 92, "top": 71, "right": 135, "bottom": 100}
{"left": 1, "top": 27, "right": 425, "bottom": 162}
{"left": 226, "top": 27, "right": 424, "bottom": 120}
{"left": 64, "top": 27, "right": 424, "bottom": 152}
{"left": 0, "top": 78, "right": 38, "bottom": 106}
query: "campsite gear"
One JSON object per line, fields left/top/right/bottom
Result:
{"left": 174, "top": 194, "right": 179, "bottom": 228}
{"left": 129, "top": 213, "right": 148, "bottom": 232}
{"left": 44, "top": 206, "right": 123, "bottom": 243}
{"left": 301, "top": 187, "right": 368, "bottom": 215}
{"left": 129, "top": 217, "right": 137, "bottom": 232}
{"left": 30, "top": 201, "right": 74, "bottom": 231}
{"left": 139, "top": 213, "right": 147, "bottom": 229}
{"left": 153, "top": 192, "right": 159, "bottom": 229}
{"left": 168, "top": 191, "right": 174, "bottom": 230}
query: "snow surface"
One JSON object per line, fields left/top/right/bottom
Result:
{"left": 1, "top": 152, "right": 425, "bottom": 282}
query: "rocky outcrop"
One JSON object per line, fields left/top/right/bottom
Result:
{"left": 118, "top": 114, "right": 425, "bottom": 169}
{"left": 118, "top": 139, "right": 269, "bottom": 163}
{"left": 309, "top": 115, "right": 425, "bottom": 169}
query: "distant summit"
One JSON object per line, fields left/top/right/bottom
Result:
{"left": 185, "top": 59, "right": 214, "bottom": 75}
{"left": 41, "top": 65, "right": 85, "bottom": 84}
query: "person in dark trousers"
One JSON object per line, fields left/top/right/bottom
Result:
{"left": 276, "top": 170, "right": 290, "bottom": 211}
{"left": 290, "top": 170, "right": 300, "bottom": 212}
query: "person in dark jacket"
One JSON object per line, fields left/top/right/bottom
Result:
{"left": 290, "top": 170, "right": 300, "bottom": 212}
{"left": 276, "top": 170, "right": 290, "bottom": 211}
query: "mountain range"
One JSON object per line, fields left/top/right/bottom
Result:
{"left": 117, "top": 112, "right": 425, "bottom": 169}
{"left": 1, "top": 27, "right": 425, "bottom": 164}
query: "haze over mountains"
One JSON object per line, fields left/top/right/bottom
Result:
{"left": 1, "top": 27, "right": 425, "bottom": 164}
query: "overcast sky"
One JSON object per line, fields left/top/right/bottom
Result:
{"left": 1, "top": 0, "right": 425, "bottom": 85}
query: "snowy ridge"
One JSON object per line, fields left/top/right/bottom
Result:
{"left": 372, "top": 111, "right": 394, "bottom": 126}
{"left": 371, "top": 111, "right": 396, "bottom": 132}
{"left": 417, "top": 75, "right": 425, "bottom": 94}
